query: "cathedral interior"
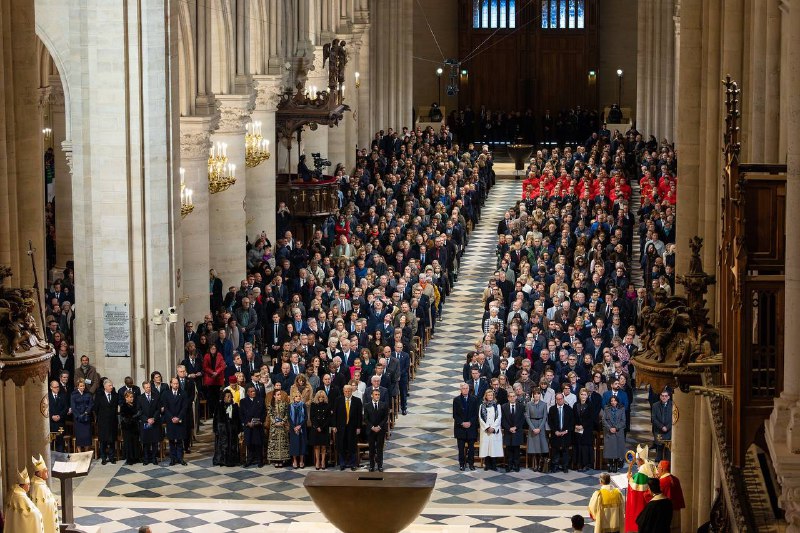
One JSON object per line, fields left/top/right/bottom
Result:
{"left": 0, "top": 0, "right": 798, "bottom": 531}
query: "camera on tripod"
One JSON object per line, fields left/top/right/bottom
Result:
{"left": 311, "top": 152, "right": 332, "bottom": 172}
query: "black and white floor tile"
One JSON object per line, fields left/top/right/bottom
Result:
{"left": 71, "top": 177, "right": 651, "bottom": 532}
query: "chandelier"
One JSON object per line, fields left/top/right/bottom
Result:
{"left": 179, "top": 167, "right": 194, "bottom": 218}
{"left": 245, "top": 121, "right": 271, "bottom": 168}
{"left": 208, "top": 141, "right": 236, "bottom": 194}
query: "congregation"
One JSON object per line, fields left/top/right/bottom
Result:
{"left": 43, "top": 125, "right": 494, "bottom": 473}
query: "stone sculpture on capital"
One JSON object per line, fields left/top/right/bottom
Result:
{"left": 0, "top": 266, "right": 49, "bottom": 357}
{"left": 636, "top": 237, "right": 719, "bottom": 367}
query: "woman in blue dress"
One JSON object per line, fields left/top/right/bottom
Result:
{"left": 288, "top": 392, "right": 308, "bottom": 469}
{"left": 71, "top": 378, "right": 94, "bottom": 452}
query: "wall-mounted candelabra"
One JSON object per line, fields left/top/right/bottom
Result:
{"left": 245, "top": 121, "right": 271, "bottom": 168}
{"left": 208, "top": 141, "right": 236, "bottom": 194}
{"left": 179, "top": 167, "right": 194, "bottom": 218}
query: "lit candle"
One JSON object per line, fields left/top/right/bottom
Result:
{"left": 222, "top": 143, "right": 227, "bottom": 157}
{"left": 230, "top": 163, "right": 236, "bottom": 177}
{"left": 355, "top": 72, "right": 360, "bottom": 80}
{"left": 341, "top": 84, "right": 346, "bottom": 95}
{"left": 187, "top": 188, "right": 193, "bottom": 205}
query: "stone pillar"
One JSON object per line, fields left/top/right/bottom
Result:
{"left": 671, "top": 392, "right": 696, "bottom": 532}
{"left": 369, "top": 0, "right": 412, "bottom": 131}
{"left": 209, "top": 94, "right": 254, "bottom": 290}
{"left": 674, "top": 0, "right": 702, "bottom": 283}
{"left": 748, "top": 0, "right": 767, "bottom": 162}
{"left": 180, "top": 117, "right": 214, "bottom": 325}
{"left": 343, "top": 38, "right": 359, "bottom": 170}
{"left": 36, "top": 0, "right": 181, "bottom": 381}
{"left": 764, "top": 0, "right": 781, "bottom": 163}
{"left": 249, "top": 75, "right": 281, "bottom": 244}
{"left": 303, "top": 47, "right": 330, "bottom": 162}
{"left": 46, "top": 77, "right": 73, "bottom": 274}
{"left": 353, "top": 20, "right": 372, "bottom": 149}
{"left": 767, "top": 3, "right": 800, "bottom": 531}
{"left": 700, "top": 0, "right": 722, "bottom": 294}
{"left": 0, "top": 353, "right": 53, "bottom": 508}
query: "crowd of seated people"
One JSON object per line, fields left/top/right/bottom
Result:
{"left": 45, "top": 127, "right": 496, "bottom": 471}
{"left": 454, "top": 126, "right": 678, "bottom": 474}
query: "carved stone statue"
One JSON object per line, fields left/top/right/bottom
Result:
{"left": 635, "top": 237, "right": 719, "bottom": 366}
{"left": 322, "top": 39, "right": 348, "bottom": 94}
{"left": 0, "top": 267, "right": 47, "bottom": 357}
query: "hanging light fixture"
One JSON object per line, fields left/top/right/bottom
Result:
{"left": 207, "top": 142, "right": 236, "bottom": 194}
{"left": 179, "top": 167, "right": 194, "bottom": 218}
{"left": 244, "top": 121, "right": 271, "bottom": 168}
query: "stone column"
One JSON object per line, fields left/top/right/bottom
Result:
{"left": 180, "top": 117, "right": 214, "bottom": 325}
{"left": 0, "top": 355, "right": 53, "bottom": 508}
{"left": 249, "top": 75, "right": 281, "bottom": 244}
{"left": 369, "top": 0, "right": 412, "bottom": 130}
{"left": 671, "top": 391, "right": 696, "bottom": 532}
{"left": 44, "top": 77, "right": 73, "bottom": 275}
{"left": 209, "top": 94, "right": 254, "bottom": 290}
{"left": 674, "top": 0, "right": 702, "bottom": 282}
{"left": 748, "top": 0, "right": 767, "bottom": 162}
{"left": 302, "top": 46, "right": 330, "bottom": 163}
{"left": 344, "top": 37, "right": 360, "bottom": 169}
{"left": 353, "top": 20, "right": 372, "bottom": 149}
{"left": 764, "top": 0, "right": 782, "bottom": 163}
{"left": 767, "top": 3, "right": 800, "bottom": 531}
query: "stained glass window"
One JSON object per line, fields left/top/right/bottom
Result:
{"left": 541, "top": 0, "right": 585, "bottom": 29}
{"left": 472, "top": 0, "right": 516, "bottom": 29}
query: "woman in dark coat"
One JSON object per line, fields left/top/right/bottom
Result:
{"left": 310, "top": 390, "right": 331, "bottom": 470}
{"left": 212, "top": 389, "right": 241, "bottom": 467}
{"left": 70, "top": 378, "right": 94, "bottom": 451}
{"left": 289, "top": 391, "right": 309, "bottom": 469}
{"left": 119, "top": 390, "right": 141, "bottom": 465}
{"left": 603, "top": 395, "right": 627, "bottom": 472}
{"left": 572, "top": 388, "right": 596, "bottom": 472}
{"left": 239, "top": 385, "right": 266, "bottom": 467}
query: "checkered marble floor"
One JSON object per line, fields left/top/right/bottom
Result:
{"left": 71, "top": 177, "right": 607, "bottom": 532}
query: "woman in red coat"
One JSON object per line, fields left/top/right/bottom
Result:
{"left": 203, "top": 344, "right": 226, "bottom": 411}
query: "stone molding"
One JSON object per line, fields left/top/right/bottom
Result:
{"left": 215, "top": 93, "right": 256, "bottom": 134}
{"left": 252, "top": 75, "right": 285, "bottom": 111}
{"left": 61, "top": 140, "right": 73, "bottom": 175}
{"left": 38, "top": 81, "right": 65, "bottom": 110}
{"left": 180, "top": 115, "right": 218, "bottom": 159}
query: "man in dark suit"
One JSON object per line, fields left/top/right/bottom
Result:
{"left": 363, "top": 388, "right": 389, "bottom": 471}
{"left": 177, "top": 365, "right": 197, "bottom": 453}
{"left": 453, "top": 383, "right": 479, "bottom": 471}
{"left": 468, "top": 367, "right": 489, "bottom": 400}
{"left": 50, "top": 344, "right": 75, "bottom": 384}
{"left": 273, "top": 362, "right": 296, "bottom": 391}
{"left": 226, "top": 354, "right": 249, "bottom": 382}
{"left": 317, "top": 373, "right": 341, "bottom": 410}
{"left": 390, "top": 342, "right": 411, "bottom": 415}
{"left": 95, "top": 379, "right": 119, "bottom": 464}
{"left": 266, "top": 313, "right": 287, "bottom": 357}
{"left": 183, "top": 322, "right": 198, "bottom": 345}
{"left": 48, "top": 380, "right": 69, "bottom": 452}
{"left": 366, "top": 375, "right": 389, "bottom": 405}
{"left": 239, "top": 385, "right": 266, "bottom": 467}
{"left": 651, "top": 390, "right": 673, "bottom": 462}
{"left": 547, "top": 393, "right": 575, "bottom": 473}
{"left": 332, "top": 384, "right": 362, "bottom": 470}
{"left": 374, "top": 363, "right": 392, "bottom": 392}
{"left": 117, "top": 376, "right": 141, "bottom": 405}
{"left": 138, "top": 381, "right": 162, "bottom": 465}
{"left": 501, "top": 391, "right": 526, "bottom": 472}
{"left": 164, "top": 377, "right": 189, "bottom": 465}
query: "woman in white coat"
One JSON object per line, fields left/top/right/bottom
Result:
{"left": 479, "top": 389, "right": 503, "bottom": 471}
